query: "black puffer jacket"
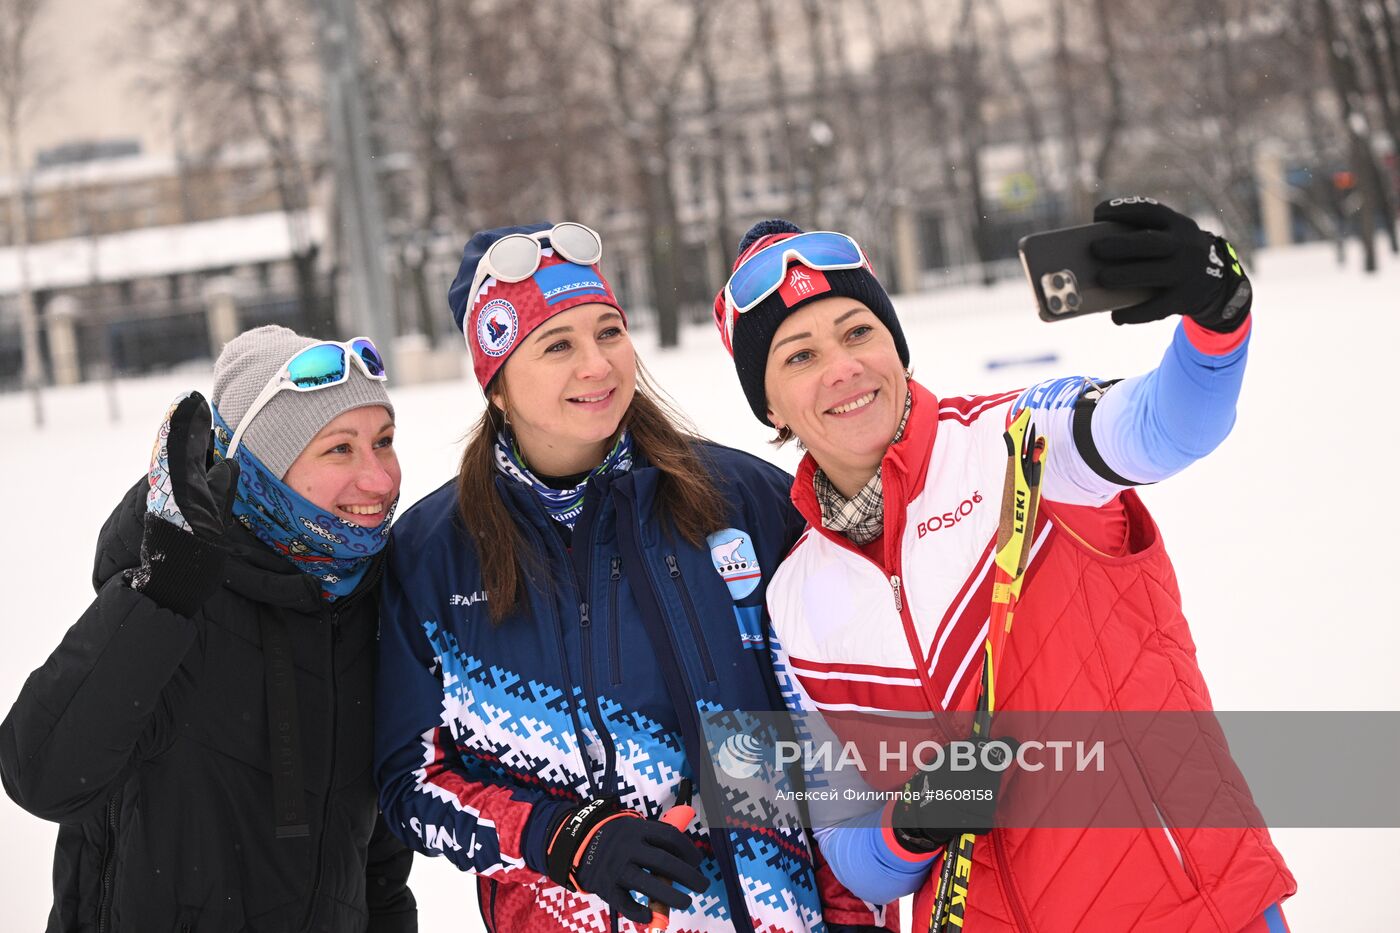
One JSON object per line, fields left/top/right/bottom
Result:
{"left": 0, "top": 478, "right": 416, "bottom": 932}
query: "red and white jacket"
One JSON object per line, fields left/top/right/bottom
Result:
{"left": 767, "top": 379, "right": 1295, "bottom": 933}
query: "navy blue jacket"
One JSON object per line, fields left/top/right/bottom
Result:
{"left": 374, "top": 443, "right": 856, "bottom": 932}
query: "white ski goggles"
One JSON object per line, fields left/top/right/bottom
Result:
{"left": 463, "top": 222, "right": 604, "bottom": 317}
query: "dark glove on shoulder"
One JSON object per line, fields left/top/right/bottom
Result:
{"left": 128, "top": 391, "right": 239, "bottom": 616}
{"left": 543, "top": 797, "right": 709, "bottom": 924}
{"left": 889, "top": 738, "right": 1016, "bottom": 855}
{"left": 1090, "top": 197, "right": 1252, "bottom": 332}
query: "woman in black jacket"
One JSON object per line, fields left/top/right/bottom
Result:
{"left": 0, "top": 325, "right": 417, "bottom": 933}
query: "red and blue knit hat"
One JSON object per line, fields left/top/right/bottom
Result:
{"left": 448, "top": 223, "right": 626, "bottom": 388}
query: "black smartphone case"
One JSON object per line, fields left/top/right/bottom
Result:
{"left": 1018, "top": 222, "right": 1156, "bottom": 322}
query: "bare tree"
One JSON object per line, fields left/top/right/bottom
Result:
{"left": 365, "top": 0, "right": 477, "bottom": 343}
{"left": 1316, "top": 0, "right": 1388, "bottom": 270}
{"left": 135, "top": 0, "right": 332, "bottom": 332}
{"left": 695, "top": 0, "right": 737, "bottom": 290}
{"left": 756, "top": 0, "right": 803, "bottom": 219}
{"left": 0, "top": 0, "right": 47, "bottom": 425}
{"left": 596, "top": 0, "right": 712, "bottom": 347}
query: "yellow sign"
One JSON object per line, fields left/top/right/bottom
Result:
{"left": 1001, "top": 172, "right": 1037, "bottom": 210}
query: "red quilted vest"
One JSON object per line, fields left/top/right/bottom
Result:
{"left": 771, "top": 384, "right": 1295, "bottom": 932}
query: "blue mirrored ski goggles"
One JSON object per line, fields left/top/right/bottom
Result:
{"left": 227, "top": 337, "right": 387, "bottom": 459}
{"left": 723, "top": 231, "right": 867, "bottom": 316}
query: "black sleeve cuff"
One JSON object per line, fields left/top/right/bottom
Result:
{"left": 128, "top": 514, "right": 228, "bottom": 616}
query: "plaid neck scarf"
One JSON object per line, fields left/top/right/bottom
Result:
{"left": 813, "top": 386, "right": 913, "bottom": 546}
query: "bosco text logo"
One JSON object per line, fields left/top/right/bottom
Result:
{"left": 917, "top": 491, "right": 982, "bottom": 538}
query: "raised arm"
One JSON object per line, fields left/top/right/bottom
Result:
{"left": 1013, "top": 198, "right": 1254, "bottom": 506}
{"left": 0, "top": 393, "right": 235, "bottom": 821}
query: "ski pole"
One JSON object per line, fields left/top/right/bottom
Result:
{"left": 929, "top": 409, "right": 1046, "bottom": 932}
{"left": 647, "top": 779, "right": 696, "bottom": 931}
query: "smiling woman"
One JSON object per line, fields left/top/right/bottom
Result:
{"left": 372, "top": 222, "right": 886, "bottom": 933}
{"left": 0, "top": 324, "right": 417, "bottom": 932}
{"left": 711, "top": 213, "right": 1294, "bottom": 933}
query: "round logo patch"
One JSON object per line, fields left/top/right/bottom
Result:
{"left": 707, "top": 527, "right": 761, "bottom": 600}
{"left": 476, "top": 298, "right": 519, "bottom": 358}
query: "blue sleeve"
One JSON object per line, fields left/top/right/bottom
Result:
{"left": 813, "top": 809, "right": 937, "bottom": 905}
{"left": 1090, "top": 320, "right": 1248, "bottom": 484}
{"left": 374, "top": 540, "right": 570, "bottom": 880}
{"left": 1014, "top": 319, "right": 1250, "bottom": 505}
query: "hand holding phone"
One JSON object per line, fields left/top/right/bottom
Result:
{"left": 1018, "top": 221, "right": 1155, "bottom": 322}
{"left": 1020, "top": 197, "right": 1252, "bottom": 332}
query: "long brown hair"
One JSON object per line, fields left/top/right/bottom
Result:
{"left": 456, "top": 361, "right": 728, "bottom": 621}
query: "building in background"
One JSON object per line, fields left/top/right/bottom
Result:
{"left": 2, "top": 0, "right": 1395, "bottom": 392}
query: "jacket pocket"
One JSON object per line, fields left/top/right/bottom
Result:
{"left": 1122, "top": 741, "right": 1199, "bottom": 897}
{"left": 665, "top": 555, "right": 716, "bottom": 683}
{"left": 607, "top": 556, "right": 622, "bottom": 686}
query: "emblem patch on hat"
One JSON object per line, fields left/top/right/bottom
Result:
{"left": 778, "top": 265, "right": 831, "bottom": 307}
{"left": 477, "top": 298, "right": 519, "bottom": 357}
{"left": 707, "top": 527, "right": 762, "bottom": 600}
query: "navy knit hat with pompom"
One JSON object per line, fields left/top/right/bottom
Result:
{"left": 714, "top": 219, "right": 909, "bottom": 424}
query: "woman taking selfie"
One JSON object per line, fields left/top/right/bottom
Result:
{"left": 374, "top": 223, "right": 884, "bottom": 932}
{"left": 1, "top": 325, "right": 416, "bottom": 932}
{"left": 711, "top": 201, "right": 1294, "bottom": 932}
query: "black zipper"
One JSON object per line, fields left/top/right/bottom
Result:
{"left": 513, "top": 498, "right": 621, "bottom": 797}
{"left": 299, "top": 609, "right": 340, "bottom": 931}
{"left": 665, "top": 555, "right": 717, "bottom": 683}
{"left": 97, "top": 791, "right": 120, "bottom": 933}
{"left": 606, "top": 556, "right": 622, "bottom": 686}
{"left": 576, "top": 600, "right": 618, "bottom": 790}
{"left": 612, "top": 490, "right": 753, "bottom": 932}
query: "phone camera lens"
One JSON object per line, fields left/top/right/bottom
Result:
{"left": 1049, "top": 296, "right": 1063, "bottom": 312}
{"left": 1066, "top": 292, "right": 1081, "bottom": 308}
{"left": 1051, "top": 274, "right": 1065, "bottom": 289}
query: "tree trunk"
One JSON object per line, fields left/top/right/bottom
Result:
{"left": 1053, "top": 0, "right": 1090, "bottom": 219}
{"left": 1318, "top": 0, "right": 1380, "bottom": 271}
{"left": 955, "top": 0, "right": 994, "bottom": 283}
{"left": 757, "top": 0, "right": 802, "bottom": 218}
{"left": 697, "top": 11, "right": 734, "bottom": 290}
{"left": 294, "top": 247, "right": 334, "bottom": 334}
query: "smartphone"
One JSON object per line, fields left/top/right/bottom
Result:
{"left": 1018, "top": 222, "right": 1156, "bottom": 322}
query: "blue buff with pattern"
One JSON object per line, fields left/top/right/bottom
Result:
{"left": 211, "top": 406, "right": 394, "bottom": 600}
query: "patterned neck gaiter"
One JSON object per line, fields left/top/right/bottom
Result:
{"left": 493, "top": 429, "right": 634, "bottom": 530}
{"left": 211, "top": 407, "right": 394, "bottom": 601}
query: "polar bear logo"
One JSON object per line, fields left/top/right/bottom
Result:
{"left": 711, "top": 536, "right": 746, "bottom": 566}
{"left": 707, "top": 528, "right": 762, "bottom": 600}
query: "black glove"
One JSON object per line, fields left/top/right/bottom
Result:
{"left": 129, "top": 391, "right": 239, "bottom": 615}
{"left": 889, "top": 738, "right": 1015, "bottom": 855}
{"left": 1090, "top": 197, "right": 1252, "bottom": 332}
{"left": 544, "top": 797, "right": 709, "bottom": 924}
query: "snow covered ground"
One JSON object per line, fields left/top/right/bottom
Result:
{"left": 2, "top": 239, "right": 1397, "bottom": 930}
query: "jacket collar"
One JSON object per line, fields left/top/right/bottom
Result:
{"left": 222, "top": 520, "right": 335, "bottom": 612}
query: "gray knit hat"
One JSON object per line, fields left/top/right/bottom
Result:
{"left": 211, "top": 325, "right": 394, "bottom": 478}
